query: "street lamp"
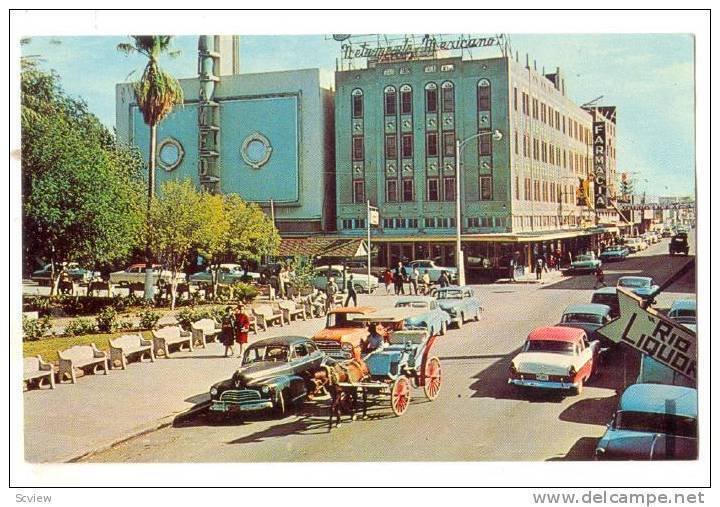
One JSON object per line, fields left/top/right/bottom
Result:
{"left": 455, "top": 129, "right": 503, "bottom": 286}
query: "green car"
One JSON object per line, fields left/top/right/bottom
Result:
{"left": 567, "top": 254, "right": 601, "bottom": 274}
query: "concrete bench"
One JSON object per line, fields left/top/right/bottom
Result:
{"left": 253, "top": 304, "right": 284, "bottom": 331}
{"left": 24, "top": 355, "right": 55, "bottom": 390}
{"left": 58, "top": 344, "right": 108, "bottom": 384}
{"left": 190, "top": 318, "right": 222, "bottom": 348}
{"left": 109, "top": 334, "right": 155, "bottom": 369}
{"left": 87, "top": 280, "right": 114, "bottom": 297}
{"left": 254, "top": 284, "right": 276, "bottom": 301}
{"left": 278, "top": 300, "right": 306, "bottom": 322}
{"left": 152, "top": 326, "right": 193, "bottom": 357}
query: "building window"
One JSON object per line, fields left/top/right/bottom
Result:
{"left": 424, "top": 217, "right": 435, "bottom": 228}
{"left": 513, "top": 87, "right": 518, "bottom": 111}
{"left": 548, "top": 107, "right": 553, "bottom": 128}
{"left": 342, "top": 219, "right": 353, "bottom": 230}
{"left": 522, "top": 92, "right": 529, "bottom": 115}
{"left": 480, "top": 176, "right": 492, "bottom": 200}
{"left": 401, "top": 133, "right": 413, "bottom": 158}
{"left": 481, "top": 217, "right": 492, "bottom": 228}
{"left": 441, "top": 81, "right": 455, "bottom": 112}
{"left": 468, "top": 217, "right": 480, "bottom": 228}
{"left": 478, "top": 130, "right": 492, "bottom": 156}
{"left": 400, "top": 85, "right": 412, "bottom": 114}
{"left": 426, "top": 132, "right": 438, "bottom": 157}
{"left": 353, "top": 180, "right": 365, "bottom": 203}
{"left": 443, "top": 177, "right": 456, "bottom": 201}
{"left": 532, "top": 98, "right": 538, "bottom": 119}
{"left": 425, "top": 83, "right": 437, "bottom": 113}
{"left": 386, "top": 179, "right": 398, "bottom": 202}
{"left": 383, "top": 218, "right": 395, "bottom": 229}
{"left": 515, "top": 176, "right": 520, "bottom": 200}
{"left": 352, "top": 136, "right": 364, "bottom": 161}
{"left": 384, "top": 86, "right": 397, "bottom": 115}
{"left": 523, "top": 134, "right": 529, "bottom": 157}
{"left": 427, "top": 178, "right": 439, "bottom": 201}
{"left": 514, "top": 131, "right": 519, "bottom": 155}
{"left": 408, "top": 218, "right": 418, "bottom": 228}
{"left": 443, "top": 131, "right": 455, "bottom": 157}
{"left": 402, "top": 179, "right": 414, "bottom": 201}
{"left": 541, "top": 103, "right": 546, "bottom": 123}
{"left": 351, "top": 89, "right": 363, "bottom": 118}
{"left": 385, "top": 135, "right": 397, "bottom": 159}
{"left": 477, "top": 79, "right": 491, "bottom": 111}
{"left": 533, "top": 139, "right": 539, "bottom": 160}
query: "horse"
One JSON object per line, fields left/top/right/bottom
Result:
{"left": 310, "top": 358, "right": 370, "bottom": 428}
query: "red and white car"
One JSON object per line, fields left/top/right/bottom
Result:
{"left": 508, "top": 326, "right": 600, "bottom": 395}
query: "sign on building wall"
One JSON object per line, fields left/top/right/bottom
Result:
{"left": 593, "top": 121, "right": 608, "bottom": 209}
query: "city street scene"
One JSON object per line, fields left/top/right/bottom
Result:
{"left": 19, "top": 27, "right": 699, "bottom": 469}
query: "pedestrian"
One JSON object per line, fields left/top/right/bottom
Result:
{"left": 233, "top": 303, "right": 251, "bottom": 358}
{"left": 509, "top": 256, "right": 516, "bottom": 282}
{"left": 278, "top": 266, "right": 289, "bottom": 299}
{"left": 325, "top": 276, "right": 338, "bottom": 312}
{"left": 593, "top": 266, "right": 606, "bottom": 289}
{"left": 421, "top": 272, "right": 431, "bottom": 294}
{"left": 535, "top": 257, "right": 544, "bottom": 281}
{"left": 410, "top": 266, "right": 420, "bottom": 295}
{"left": 383, "top": 269, "right": 394, "bottom": 294}
{"left": 344, "top": 274, "right": 358, "bottom": 307}
{"left": 220, "top": 306, "right": 236, "bottom": 357}
{"left": 548, "top": 254, "right": 556, "bottom": 272}
{"left": 394, "top": 262, "right": 406, "bottom": 295}
{"left": 438, "top": 270, "right": 450, "bottom": 288}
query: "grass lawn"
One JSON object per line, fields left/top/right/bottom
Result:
{"left": 23, "top": 331, "right": 153, "bottom": 361}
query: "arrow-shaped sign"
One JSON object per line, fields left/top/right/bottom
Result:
{"left": 598, "top": 288, "right": 697, "bottom": 381}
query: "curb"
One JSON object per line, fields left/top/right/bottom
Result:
{"left": 65, "top": 401, "right": 210, "bottom": 463}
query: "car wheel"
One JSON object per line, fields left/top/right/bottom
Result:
{"left": 354, "top": 284, "right": 365, "bottom": 294}
{"left": 273, "top": 390, "right": 287, "bottom": 417}
{"left": 456, "top": 314, "right": 464, "bottom": 329}
{"left": 440, "top": 321, "right": 447, "bottom": 336}
{"left": 574, "top": 378, "right": 584, "bottom": 396}
{"left": 474, "top": 308, "right": 481, "bottom": 321}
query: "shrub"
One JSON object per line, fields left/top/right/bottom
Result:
{"left": 64, "top": 318, "right": 97, "bottom": 336}
{"left": 96, "top": 306, "right": 119, "bottom": 333}
{"left": 137, "top": 309, "right": 161, "bottom": 330}
{"left": 175, "top": 307, "right": 196, "bottom": 331}
{"left": 118, "top": 320, "right": 135, "bottom": 331}
{"left": 22, "top": 315, "right": 52, "bottom": 341}
{"left": 231, "top": 282, "right": 258, "bottom": 303}
{"left": 289, "top": 259, "right": 315, "bottom": 292}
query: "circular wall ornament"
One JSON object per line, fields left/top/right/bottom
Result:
{"left": 241, "top": 132, "right": 273, "bottom": 169}
{"left": 157, "top": 137, "right": 185, "bottom": 172}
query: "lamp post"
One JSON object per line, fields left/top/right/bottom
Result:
{"left": 455, "top": 129, "right": 503, "bottom": 286}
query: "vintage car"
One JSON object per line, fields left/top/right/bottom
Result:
{"left": 188, "top": 263, "right": 260, "bottom": 285}
{"left": 669, "top": 233, "right": 690, "bottom": 255}
{"left": 508, "top": 326, "right": 599, "bottom": 395}
{"left": 311, "top": 306, "right": 377, "bottom": 361}
{"left": 433, "top": 286, "right": 482, "bottom": 328}
{"left": 617, "top": 276, "right": 659, "bottom": 302}
{"left": 109, "top": 263, "right": 184, "bottom": 286}
{"left": 394, "top": 296, "right": 452, "bottom": 336}
{"left": 567, "top": 253, "right": 601, "bottom": 274}
{"left": 311, "top": 264, "right": 379, "bottom": 293}
{"left": 667, "top": 299, "right": 697, "bottom": 328}
{"left": 591, "top": 287, "right": 620, "bottom": 318}
{"left": 595, "top": 383, "right": 698, "bottom": 460}
{"left": 30, "top": 262, "right": 100, "bottom": 285}
{"left": 556, "top": 303, "right": 614, "bottom": 346}
{"left": 599, "top": 245, "right": 629, "bottom": 262}
{"left": 208, "top": 335, "right": 325, "bottom": 418}
{"left": 636, "top": 355, "right": 696, "bottom": 388}
{"left": 406, "top": 260, "right": 458, "bottom": 283}
{"left": 624, "top": 237, "right": 647, "bottom": 253}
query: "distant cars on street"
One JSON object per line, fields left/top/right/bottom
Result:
{"left": 567, "top": 253, "right": 601, "bottom": 274}
{"left": 616, "top": 276, "right": 659, "bottom": 302}
{"left": 669, "top": 233, "right": 690, "bottom": 255}
{"left": 311, "top": 265, "right": 379, "bottom": 293}
{"left": 433, "top": 286, "right": 482, "bottom": 328}
{"left": 406, "top": 260, "right": 458, "bottom": 283}
{"left": 667, "top": 299, "right": 696, "bottom": 328}
{"left": 30, "top": 262, "right": 100, "bottom": 285}
{"left": 599, "top": 245, "right": 629, "bottom": 262}
{"left": 394, "top": 296, "right": 452, "bottom": 336}
{"left": 624, "top": 237, "right": 647, "bottom": 253}
{"left": 556, "top": 303, "right": 614, "bottom": 347}
{"left": 109, "top": 264, "right": 184, "bottom": 286}
{"left": 188, "top": 263, "right": 260, "bottom": 285}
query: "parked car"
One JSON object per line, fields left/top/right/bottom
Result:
{"left": 637, "top": 355, "right": 696, "bottom": 388}
{"left": 567, "top": 253, "right": 601, "bottom": 274}
{"left": 599, "top": 245, "right": 629, "bottom": 262}
{"left": 188, "top": 263, "right": 260, "bottom": 285}
{"left": 208, "top": 335, "right": 325, "bottom": 418}
{"left": 595, "top": 383, "right": 698, "bottom": 460}
{"left": 406, "top": 260, "right": 458, "bottom": 283}
{"left": 669, "top": 233, "right": 690, "bottom": 255}
{"left": 591, "top": 287, "right": 620, "bottom": 319}
{"left": 667, "top": 299, "right": 696, "bottom": 328}
{"left": 311, "top": 306, "right": 377, "bottom": 360}
{"left": 616, "top": 276, "right": 659, "bottom": 302}
{"left": 508, "top": 326, "right": 600, "bottom": 395}
{"left": 30, "top": 262, "right": 100, "bottom": 286}
{"left": 433, "top": 286, "right": 482, "bottom": 328}
{"left": 662, "top": 227, "right": 673, "bottom": 238}
{"left": 394, "top": 296, "right": 452, "bottom": 336}
{"left": 642, "top": 232, "right": 658, "bottom": 245}
{"left": 556, "top": 303, "right": 614, "bottom": 347}
{"left": 109, "top": 264, "right": 184, "bottom": 286}
{"left": 624, "top": 237, "right": 647, "bottom": 253}
{"left": 311, "top": 265, "right": 379, "bottom": 293}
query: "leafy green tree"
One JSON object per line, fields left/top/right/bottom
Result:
{"left": 22, "top": 61, "right": 146, "bottom": 294}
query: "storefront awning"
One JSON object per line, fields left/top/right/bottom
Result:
{"left": 278, "top": 237, "right": 367, "bottom": 258}
{"left": 366, "top": 228, "right": 613, "bottom": 243}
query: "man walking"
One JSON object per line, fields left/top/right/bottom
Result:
{"left": 344, "top": 274, "right": 358, "bottom": 307}
{"left": 535, "top": 257, "right": 544, "bottom": 281}
{"left": 325, "top": 277, "right": 338, "bottom": 312}
{"left": 438, "top": 270, "right": 450, "bottom": 288}
{"left": 394, "top": 262, "right": 406, "bottom": 295}
{"left": 410, "top": 266, "right": 420, "bottom": 295}
{"left": 593, "top": 265, "right": 606, "bottom": 290}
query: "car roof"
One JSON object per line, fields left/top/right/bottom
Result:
{"left": 618, "top": 276, "right": 652, "bottom": 282}
{"left": 354, "top": 307, "right": 427, "bottom": 322}
{"left": 396, "top": 296, "right": 435, "bottom": 304}
{"left": 127, "top": 263, "right": 162, "bottom": 269}
{"left": 436, "top": 285, "right": 471, "bottom": 291}
{"left": 527, "top": 326, "right": 586, "bottom": 342}
{"left": 619, "top": 384, "right": 697, "bottom": 418}
{"left": 670, "top": 299, "right": 696, "bottom": 311}
{"left": 563, "top": 303, "right": 611, "bottom": 315}
{"left": 249, "top": 335, "right": 312, "bottom": 348}
{"left": 592, "top": 287, "right": 618, "bottom": 295}
{"left": 327, "top": 306, "right": 377, "bottom": 315}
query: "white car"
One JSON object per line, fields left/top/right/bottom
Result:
{"left": 406, "top": 260, "right": 458, "bottom": 283}
{"left": 312, "top": 265, "right": 379, "bottom": 293}
{"left": 109, "top": 263, "right": 185, "bottom": 286}
{"left": 624, "top": 237, "right": 647, "bottom": 253}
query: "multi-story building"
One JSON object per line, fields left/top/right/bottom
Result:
{"left": 335, "top": 50, "right": 618, "bottom": 270}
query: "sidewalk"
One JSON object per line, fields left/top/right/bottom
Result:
{"left": 23, "top": 315, "right": 327, "bottom": 463}
{"left": 493, "top": 268, "right": 566, "bottom": 285}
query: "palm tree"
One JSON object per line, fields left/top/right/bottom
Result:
{"left": 118, "top": 36, "right": 183, "bottom": 300}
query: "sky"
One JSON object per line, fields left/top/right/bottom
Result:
{"left": 21, "top": 33, "right": 696, "bottom": 198}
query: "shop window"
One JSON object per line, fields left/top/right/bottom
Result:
{"left": 351, "top": 89, "right": 363, "bottom": 118}
{"left": 443, "top": 177, "right": 456, "bottom": 201}
{"left": 477, "top": 79, "right": 491, "bottom": 111}
{"left": 352, "top": 136, "right": 364, "bottom": 161}
{"left": 480, "top": 176, "right": 492, "bottom": 200}
{"left": 384, "top": 86, "right": 397, "bottom": 115}
{"left": 427, "top": 178, "right": 439, "bottom": 201}
{"left": 426, "top": 132, "right": 438, "bottom": 157}
{"left": 441, "top": 81, "right": 455, "bottom": 112}
{"left": 401, "top": 133, "right": 413, "bottom": 158}
{"left": 386, "top": 179, "right": 398, "bottom": 202}
{"left": 402, "top": 179, "right": 414, "bottom": 202}
{"left": 400, "top": 85, "right": 412, "bottom": 114}
{"left": 353, "top": 180, "right": 365, "bottom": 203}
{"left": 385, "top": 135, "right": 397, "bottom": 159}
{"left": 425, "top": 83, "right": 438, "bottom": 113}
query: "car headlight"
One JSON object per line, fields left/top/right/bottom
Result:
{"left": 261, "top": 385, "right": 270, "bottom": 394}
{"left": 341, "top": 342, "right": 353, "bottom": 352}
{"left": 210, "top": 387, "right": 218, "bottom": 397}
{"left": 568, "top": 365, "right": 577, "bottom": 377}
{"left": 509, "top": 362, "right": 518, "bottom": 376}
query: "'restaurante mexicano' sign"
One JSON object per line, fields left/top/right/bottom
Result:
{"left": 341, "top": 34, "right": 502, "bottom": 61}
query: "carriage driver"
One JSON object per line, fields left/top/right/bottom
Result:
{"left": 363, "top": 323, "right": 385, "bottom": 355}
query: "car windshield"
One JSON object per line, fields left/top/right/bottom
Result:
{"left": 325, "top": 313, "right": 364, "bottom": 328}
{"left": 604, "top": 247, "right": 622, "bottom": 252}
{"left": 243, "top": 345, "right": 289, "bottom": 364}
{"left": 437, "top": 290, "right": 463, "bottom": 300}
{"left": 619, "top": 278, "right": 650, "bottom": 288}
{"left": 616, "top": 411, "right": 697, "bottom": 438}
{"left": 396, "top": 302, "right": 429, "bottom": 308}
{"left": 562, "top": 313, "right": 603, "bottom": 324}
{"left": 524, "top": 340, "right": 576, "bottom": 356}
{"left": 592, "top": 295, "right": 617, "bottom": 307}
{"left": 575, "top": 255, "right": 594, "bottom": 262}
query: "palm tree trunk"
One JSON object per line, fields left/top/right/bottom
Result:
{"left": 143, "top": 123, "right": 158, "bottom": 301}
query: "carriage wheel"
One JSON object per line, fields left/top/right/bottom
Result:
{"left": 390, "top": 376, "right": 411, "bottom": 416}
{"left": 423, "top": 357, "right": 442, "bottom": 401}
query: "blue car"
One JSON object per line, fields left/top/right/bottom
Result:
{"left": 595, "top": 383, "right": 697, "bottom": 460}
{"left": 433, "top": 286, "right": 482, "bottom": 329}
{"left": 394, "top": 296, "right": 452, "bottom": 336}
{"left": 599, "top": 245, "right": 629, "bottom": 262}
{"left": 617, "top": 276, "right": 659, "bottom": 302}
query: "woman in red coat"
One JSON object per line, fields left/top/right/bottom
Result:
{"left": 234, "top": 303, "right": 251, "bottom": 358}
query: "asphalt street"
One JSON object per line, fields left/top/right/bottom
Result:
{"left": 82, "top": 234, "right": 695, "bottom": 462}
